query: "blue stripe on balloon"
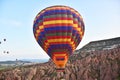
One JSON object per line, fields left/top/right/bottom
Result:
{"left": 44, "top": 26, "right": 72, "bottom": 31}
{"left": 47, "top": 44, "right": 73, "bottom": 57}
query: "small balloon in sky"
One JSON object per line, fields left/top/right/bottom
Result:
{"left": 3, "top": 51, "right": 6, "bottom": 53}
{"left": 7, "top": 51, "right": 9, "bottom": 54}
{"left": 3, "top": 39, "right": 6, "bottom": 41}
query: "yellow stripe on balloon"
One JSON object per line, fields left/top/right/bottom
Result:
{"left": 54, "top": 54, "right": 67, "bottom": 56}
{"left": 36, "top": 29, "right": 40, "bottom": 33}
{"left": 39, "top": 25, "right": 44, "bottom": 30}
{"left": 48, "top": 38, "right": 71, "bottom": 42}
{"left": 43, "top": 20, "right": 73, "bottom": 25}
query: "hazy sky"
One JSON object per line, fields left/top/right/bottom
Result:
{"left": 0, "top": 0, "right": 120, "bottom": 61}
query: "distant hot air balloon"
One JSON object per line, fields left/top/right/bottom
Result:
{"left": 33, "top": 5, "right": 85, "bottom": 71}
{"left": 7, "top": 51, "right": 9, "bottom": 54}
{"left": 3, "top": 39, "right": 6, "bottom": 41}
{"left": 3, "top": 51, "right": 6, "bottom": 53}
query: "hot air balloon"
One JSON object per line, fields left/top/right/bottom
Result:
{"left": 3, "top": 51, "right": 6, "bottom": 53}
{"left": 3, "top": 39, "right": 6, "bottom": 41}
{"left": 33, "top": 5, "right": 85, "bottom": 71}
{"left": 7, "top": 51, "right": 9, "bottom": 54}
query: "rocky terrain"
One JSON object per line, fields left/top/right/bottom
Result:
{"left": 76, "top": 37, "right": 120, "bottom": 53}
{"left": 0, "top": 37, "right": 120, "bottom": 80}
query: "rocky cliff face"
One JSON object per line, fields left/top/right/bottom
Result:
{"left": 77, "top": 37, "right": 120, "bottom": 53}
{"left": 0, "top": 37, "right": 120, "bottom": 80}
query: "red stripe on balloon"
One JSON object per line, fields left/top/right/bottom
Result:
{"left": 47, "top": 36, "right": 71, "bottom": 39}
{"left": 44, "top": 17, "right": 73, "bottom": 21}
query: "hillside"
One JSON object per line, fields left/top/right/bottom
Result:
{"left": 78, "top": 37, "right": 120, "bottom": 52}
{"left": 0, "top": 37, "right": 120, "bottom": 80}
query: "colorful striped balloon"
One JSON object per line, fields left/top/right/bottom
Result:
{"left": 33, "top": 5, "right": 85, "bottom": 71}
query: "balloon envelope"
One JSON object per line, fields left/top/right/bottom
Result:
{"left": 33, "top": 6, "right": 85, "bottom": 70}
